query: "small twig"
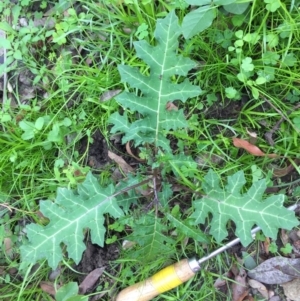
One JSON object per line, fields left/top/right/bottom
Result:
{"left": 265, "top": 117, "right": 285, "bottom": 146}
{"left": 152, "top": 174, "right": 160, "bottom": 216}
{"left": 112, "top": 176, "right": 153, "bottom": 199}
{"left": 264, "top": 100, "right": 300, "bottom": 146}
{"left": 143, "top": 168, "right": 161, "bottom": 214}
{"left": 263, "top": 97, "right": 289, "bottom": 122}
{"left": 0, "top": 203, "right": 33, "bottom": 214}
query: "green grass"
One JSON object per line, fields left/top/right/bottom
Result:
{"left": 0, "top": 0, "right": 300, "bottom": 300}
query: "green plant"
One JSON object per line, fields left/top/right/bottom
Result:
{"left": 109, "top": 10, "right": 201, "bottom": 151}
{"left": 1, "top": 1, "right": 300, "bottom": 300}
{"left": 192, "top": 169, "right": 297, "bottom": 245}
{"left": 181, "top": 0, "right": 251, "bottom": 39}
{"left": 280, "top": 242, "right": 293, "bottom": 255}
{"left": 20, "top": 172, "right": 123, "bottom": 268}
{"left": 20, "top": 9, "right": 298, "bottom": 270}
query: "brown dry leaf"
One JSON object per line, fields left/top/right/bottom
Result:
{"left": 126, "top": 142, "right": 145, "bottom": 162}
{"left": 269, "top": 155, "right": 299, "bottom": 177}
{"left": 248, "top": 279, "right": 271, "bottom": 299}
{"left": 123, "top": 27, "right": 132, "bottom": 34}
{"left": 195, "top": 153, "right": 224, "bottom": 168}
{"left": 213, "top": 271, "right": 232, "bottom": 289}
{"left": 246, "top": 128, "right": 257, "bottom": 145}
{"left": 281, "top": 229, "right": 289, "bottom": 246}
{"left": 281, "top": 278, "right": 300, "bottom": 301}
{"left": 232, "top": 268, "right": 249, "bottom": 301}
{"left": 271, "top": 162, "right": 295, "bottom": 177}
{"left": 213, "top": 271, "right": 233, "bottom": 295}
{"left": 79, "top": 267, "right": 105, "bottom": 294}
{"left": 3, "top": 237, "right": 13, "bottom": 259}
{"left": 2, "top": 225, "right": 13, "bottom": 259}
{"left": 275, "top": 262, "right": 300, "bottom": 277}
{"left": 268, "top": 297, "right": 281, "bottom": 301}
{"left": 40, "top": 281, "right": 57, "bottom": 296}
{"left": 18, "top": 17, "right": 56, "bottom": 30}
{"left": 49, "top": 267, "right": 61, "bottom": 281}
{"left": 293, "top": 240, "right": 300, "bottom": 254}
{"left": 108, "top": 151, "right": 133, "bottom": 174}
{"left": 122, "top": 240, "right": 137, "bottom": 250}
{"left": 288, "top": 229, "right": 300, "bottom": 254}
{"left": 248, "top": 257, "right": 300, "bottom": 284}
{"left": 213, "top": 277, "right": 227, "bottom": 289}
{"left": 232, "top": 137, "right": 278, "bottom": 158}
{"left": 36, "top": 210, "right": 50, "bottom": 224}
{"left": 100, "top": 89, "right": 121, "bottom": 102}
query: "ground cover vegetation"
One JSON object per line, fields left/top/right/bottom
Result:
{"left": 0, "top": 0, "right": 300, "bottom": 300}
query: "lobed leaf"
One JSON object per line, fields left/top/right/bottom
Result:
{"left": 167, "top": 214, "right": 208, "bottom": 242}
{"left": 20, "top": 173, "right": 123, "bottom": 269}
{"left": 109, "top": 11, "right": 202, "bottom": 152}
{"left": 126, "top": 214, "right": 175, "bottom": 261}
{"left": 191, "top": 169, "right": 298, "bottom": 245}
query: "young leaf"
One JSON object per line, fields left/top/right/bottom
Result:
{"left": 214, "top": 0, "right": 236, "bottom": 4}
{"left": 241, "top": 57, "right": 254, "bottom": 72}
{"left": 20, "top": 173, "right": 123, "bottom": 269}
{"left": 223, "top": 2, "right": 250, "bottom": 14}
{"left": 262, "top": 51, "right": 280, "bottom": 65}
{"left": 167, "top": 213, "right": 208, "bottom": 242}
{"left": 281, "top": 53, "right": 297, "bottom": 67}
{"left": 109, "top": 11, "right": 202, "bottom": 152}
{"left": 225, "top": 87, "right": 239, "bottom": 99}
{"left": 182, "top": 1, "right": 240, "bottom": 39}
{"left": 191, "top": 170, "right": 298, "bottom": 246}
{"left": 19, "top": 120, "right": 35, "bottom": 140}
{"left": 126, "top": 214, "right": 175, "bottom": 261}
{"left": 264, "top": 0, "right": 281, "bottom": 12}
{"left": 182, "top": 5, "right": 216, "bottom": 39}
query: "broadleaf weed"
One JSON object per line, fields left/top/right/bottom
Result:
{"left": 21, "top": 7, "right": 298, "bottom": 267}
{"left": 1, "top": 1, "right": 300, "bottom": 300}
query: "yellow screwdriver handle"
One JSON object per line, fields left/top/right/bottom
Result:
{"left": 116, "top": 258, "right": 200, "bottom": 301}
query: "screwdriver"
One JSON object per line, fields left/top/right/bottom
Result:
{"left": 116, "top": 204, "right": 298, "bottom": 301}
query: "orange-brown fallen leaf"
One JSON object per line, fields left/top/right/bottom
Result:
{"left": 232, "top": 137, "right": 279, "bottom": 158}
{"left": 271, "top": 158, "right": 300, "bottom": 177}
